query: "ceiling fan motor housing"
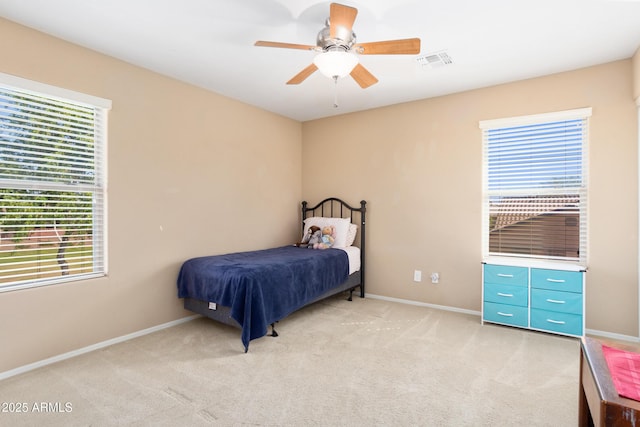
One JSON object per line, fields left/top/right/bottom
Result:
{"left": 317, "top": 20, "right": 356, "bottom": 52}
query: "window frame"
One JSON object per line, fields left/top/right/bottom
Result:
{"left": 0, "top": 73, "right": 111, "bottom": 292}
{"left": 480, "top": 107, "right": 591, "bottom": 266}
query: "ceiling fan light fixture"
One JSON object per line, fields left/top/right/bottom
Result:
{"left": 313, "top": 50, "right": 358, "bottom": 79}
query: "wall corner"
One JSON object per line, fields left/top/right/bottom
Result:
{"left": 633, "top": 45, "right": 640, "bottom": 102}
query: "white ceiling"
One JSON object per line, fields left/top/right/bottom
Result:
{"left": 1, "top": 0, "right": 640, "bottom": 122}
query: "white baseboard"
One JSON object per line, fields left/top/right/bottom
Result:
{"left": 366, "top": 293, "right": 482, "bottom": 317}
{"left": 366, "top": 293, "right": 640, "bottom": 343}
{"left": 0, "top": 315, "right": 200, "bottom": 381}
{"left": 585, "top": 328, "right": 640, "bottom": 343}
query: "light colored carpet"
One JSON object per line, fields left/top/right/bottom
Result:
{"left": 0, "top": 294, "right": 580, "bottom": 426}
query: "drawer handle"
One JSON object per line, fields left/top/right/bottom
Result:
{"left": 497, "top": 292, "right": 514, "bottom": 298}
{"left": 497, "top": 274, "right": 514, "bottom": 278}
{"left": 546, "top": 299, "right": 566, "bottom": 304}
{"left": 497, "top": 312, "right": 514, "bottom": 317}
{"left": 546, "top": 278, "right": 566, "bottom": 283}
{"left": 546, "top": 319, "right": 566, "bottom": 325}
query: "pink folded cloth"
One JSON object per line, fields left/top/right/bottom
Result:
{"left": 602, "top": 344, "right": 640, "bottom": 402}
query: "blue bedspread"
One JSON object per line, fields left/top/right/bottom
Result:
{"left": 177, "top": 246, "right": 349, "bottom": 351}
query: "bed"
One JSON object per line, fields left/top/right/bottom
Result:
{"left": 177, "top": 197, "right": 366, "bottom": 351}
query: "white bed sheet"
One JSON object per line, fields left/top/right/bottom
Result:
{"left": 339, "top": 246, "right": 361, "bottom": 275}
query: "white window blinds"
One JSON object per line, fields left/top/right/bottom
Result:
{"left": 0, "top": 77, "right": 110, "bottom": 291}
{"left": 480, "top": 108, "right": 590, "bottom": 264}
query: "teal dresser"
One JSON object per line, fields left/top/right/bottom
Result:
{"left": 482, "top": 261, "right": 585, "bottom": 337}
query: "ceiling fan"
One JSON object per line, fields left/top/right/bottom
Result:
{"left": 254, "top": 2, "right": 421, "bottom": 89}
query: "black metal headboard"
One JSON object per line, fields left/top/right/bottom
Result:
{"left": 301, "top": 198, "right": 367, "bottom": 296}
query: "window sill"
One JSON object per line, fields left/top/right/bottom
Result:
{"left": 482, "top": 256, "right": 586, "bottom": 272}
{"left": 0, "top": 273, "right": 106, "bottom": 294}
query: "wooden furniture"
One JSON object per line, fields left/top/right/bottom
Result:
{"left": 579, "top": 337, "right": 640, "bottom": 426}
{"left": 482, "top": 260, "right": 585, "bottom": 337}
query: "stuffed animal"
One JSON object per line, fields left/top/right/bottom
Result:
{"left": 314, "top": 225, "right": 335, "bottom": 249}
{"left": 296, "top": 225, "right": 321, "bottom": 248}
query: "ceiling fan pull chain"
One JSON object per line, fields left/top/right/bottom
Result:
{"left": 333, "top": 75, "right": 339, "bottom": 108}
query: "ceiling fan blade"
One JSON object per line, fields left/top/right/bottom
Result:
{"left": 255, "top": 40, "right": 317, "bottom": 51}
{"left": 286, "top": 64, "right": 319, "bottom": 85}
{"left": 330, "top": 3, "right": 358, "bottom": 39}
{"left": 350, "top": 63, "right": 378, "bottom": 89}
{"left": 354, "top": 38, "right": 421, "bottom": 55}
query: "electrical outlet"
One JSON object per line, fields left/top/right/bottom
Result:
{"left": 431, "top": 272, "right": 440, "bottom": 284}
{"left": 413, "top": 270, "right": 422, "bottom": 282}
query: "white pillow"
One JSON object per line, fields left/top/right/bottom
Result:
{"left": 345, "top": 223, "right": 358, "bottom": 247}
{"left": 303, "top": 217, "right": 350, "bottom": 248}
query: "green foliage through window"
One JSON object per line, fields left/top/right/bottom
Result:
{"left": 0, "top": 81, "right": 108, "bottom": 289}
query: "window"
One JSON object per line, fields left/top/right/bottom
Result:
{"left": 0, "top": 74, "right": 111, "bottom": 291}
{"left": 480, "top": 108, "right": 590, "bottom": 265}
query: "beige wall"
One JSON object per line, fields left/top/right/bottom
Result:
{"left": 0, "top": 19, "right": 302, "bottom": 373}
{"left": 633, "top": 47, "right": 640, "bottom": 101}
{"left": 302, "top": 60, "right": 639, "bottom": 337}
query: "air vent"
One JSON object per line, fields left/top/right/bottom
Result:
{"left": 416, "top": 51, "right": 453, "bottom": 69}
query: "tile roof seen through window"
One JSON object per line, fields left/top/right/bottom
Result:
{"left": 491, "top": 196, "right": 579, "bottom": 231}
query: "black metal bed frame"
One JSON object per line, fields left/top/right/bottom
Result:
{"left": 301, "top": 197, "right": 366, "bottom": 299}
{"left": 182, "top": 197, "right": 367, "bottom": 340}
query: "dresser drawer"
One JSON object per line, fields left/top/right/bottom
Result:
{"left": 483, "top": 301, "right": 528, "bottom": 328}
{"left": 531, "top": 288, "right": 583, "bottom": 315}
{"left": 531, "top": 268, "right": 583, "bottom": 293}
{"left": 483, "top": 264, "right": 528, "bottom": 287}
{"left": 530, "top": 308, "right": 583, "bottom": 336}
{"left": 484, "top": 282, "right": 528, "bottom": 307}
